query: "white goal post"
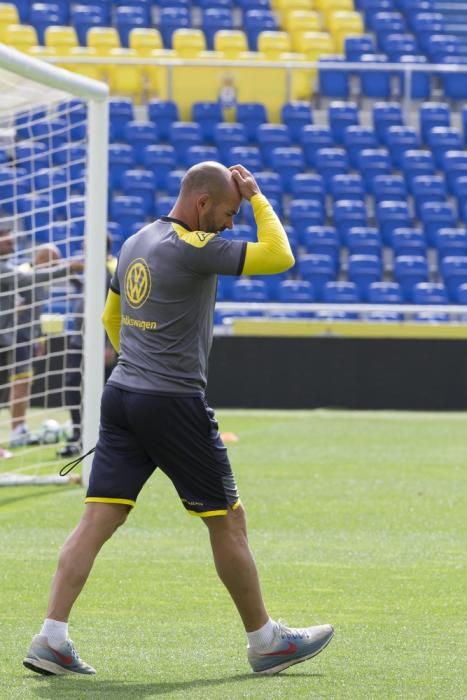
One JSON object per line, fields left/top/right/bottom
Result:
{"left": 0, "top": 44, "right": 108, "bottom": 486}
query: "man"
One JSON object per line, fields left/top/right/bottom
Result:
{"left": 23, "top": 162, "right": 334, "bottom": 677}
{"left": 10, "top": 244, "right": 62, "bottom": 448}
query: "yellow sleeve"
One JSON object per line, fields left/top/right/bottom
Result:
{"left": 242, "top": 193, "right": 295, "bottom": 275}
{"left": 101, "top": 289, "right": 121, "bottom": 353}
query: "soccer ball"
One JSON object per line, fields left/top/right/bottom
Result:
{"left": 40, "top": 419, "right": 62, "bottom": 444}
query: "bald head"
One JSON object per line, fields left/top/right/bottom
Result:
{"left": 34, "top": 243, "right": 61, "bottom": 267}
{"left": 180, "top": 161, "right": 235, "bottom": 201}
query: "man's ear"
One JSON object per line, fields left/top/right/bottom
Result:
{"left": 197, "top": 193, "right": 210, "bottom": 211}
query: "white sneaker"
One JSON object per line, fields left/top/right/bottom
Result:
{"left": 9, "top": 424, "right": 30, "bottom": 448}
{"left": 248, "top": 621, "right": 334, "bottom": 674}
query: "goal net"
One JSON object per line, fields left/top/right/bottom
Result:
{"left": 0, "top": 45, "right": 108, "bottom": 487}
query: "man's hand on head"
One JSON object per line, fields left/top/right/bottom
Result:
{"left": 229, "top": 164, "right": 261, "bottom": 201}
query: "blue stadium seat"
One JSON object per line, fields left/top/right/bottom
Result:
{"left": 401, "top": 149, "right": 435, "bottom": 193}
{"left": 442, "top": 150, "right": 467, "bottom": 193}
{"left": 413, "top": 311, "right": 450, "bottom": 323}
{"left": 439, "top": 57, "right": 467, "bottom": 100}
{"left": 165, "top": 169, "right": 184, "bottom": 196}
{"left": 281, "top": 102, "right": 313, "bottom": 144}
{"left": 147, "top": 100, "right": 179, "bottom": 141}
{"left": 110, "top": 195, "right": 146, "bottom": 232}
{"left": 328, "top": 101, "right": 359, "bottom": 144}
{"left": 289, "top": 199, "right": 325, "bottom": 241}
{"left": 57, "top": 99, "right": 87, "bottom": 141}
{"left": 344, "top": 34, "right": 376, "bottom": 60}
{"left": 357, "top": 148, "right": 392, "bottom": 192}
{"left": 297, "top": 253, "right": 336, "bottom": 300}
{"left": 315, "top": 309, "right": 359, "bottom": 321}
{"left": 380, "top": 32, "right": 417, "bottom": 59}
{"left": 426, "top": 34, "right": 461, "bottom": 63}
{"left": 202, "top": 8, "right": 234, "bottom": 49}
{"left": 343, "top": 126, "right": 378, "bottom": 169}
{"left": 456, "top": 283, "right": 467, "bottom": 305}
{"left": 368, "top": 280, "right": 403, "bottom": 303}
{"left": 329, "top": 174, "right": 365, "bottom": 202}
{"left": 412, "top": 175, "right": 447, "bottom": 219}
{"left": 236, "top": 103, "right": 268, "bottom": 143}
{"left": 301, "top": 226, "right": 340, "bottom": 269}
{"left": 51, "top": 221, "right": 82, "bottom": 256}
{"left": 277, "top": 279, "right": 315, "bottom": 303}
{"left": 323, "top": 281, "right": 359, "bottom": 303}
{"left": 214, "top": 122, "right": 247, "bottom": 161}
{"left": 453, "top": 177, "right": 467, "bottom": 217}
{"left": 227, "top": 145, "right": 263, "bottom": 170}
{"left": 244, "top": 9, "right": 278, "bottom": 50}
{"left": 108, "top": 143, "right": 134, "bottom": 189}
{"left": 231, "top": 278, "right": 269, "bottom": 302}
{"left": 192, "top": 101, "right": 223, "bottom": 142}
{"left": 236, "top": 0, "right": 270, "bottom": 8}
{"left": 372, "top": 174, "right": 407, "bottom": 203}
{"left": 404, "top": 0, "right": 436, "bottom": 29}
{"left": 159, "top": 7, "right": 190, "bottom": 47}
{"left": 230, "top": 224, "right": 256, "bottom": 242}
{"left": 314, "top": 148, "right": 349, "bottom": 192}
{"left": 291, "top": 173, "right": 325, "bottom": 207}
{"left": 359, "top": 53, "right": 392, "bottom": 98}
{"left": 30, "top": 2, "right": 63, "bottom": 44}
{"left": 108, "top": 219, "right": 124, "bottom": 255}
{"left": 154, "top": 195, "right": 177, "bottom": 219}
{"left": 413, "top": 282, "right": 448, "bottom": 304}
{"left": 34, "top": 167, "right": 68, "bottom": 219}
{"left": 425, "top": 126, "right": 462, "bottom": 170}
{"left": 198, "top": 0, "right": 233, "bottom": 7}
{"left": 347, "top": 226, "right": 382, "bottom": 256}
{"left": 71, "top": 4, "right": 106, "bottom": 45}
{"left": 121, "top": 168, "right": 156, "bottom": 216}
{"left": 398, "top": 55, "right": 431, "bottom": 100}
{"left": 435, "top": 216, "right": 467, "bottom": 263}
{"left": 15, "top": 107, "right": 47, "bottom": 140}
{"left": 440, "top": 256, "right": 467, "bottom": 301}
{"left": 347, "top": 254, "right": 383, "bottom": 300}
{"left": 142, "top": 144, "right": 177, "bottom": 190}
{"left": 318, "top": 56, "right": 350, "bottom": 99}
{"left": 0, "top": 167, "right": 30, "bottom": 214}
{"left": 9, "top": 0, "right": 30, "bottom": 22}
{"left": 109, "top": 98, "right": 134, "bottom": 142}
{"left": 170, "top": 121, "right": 203, "bottom": 163}
{"left": 256, "top": 124, "right": 291, "bottom": 167}
{"left": 411, "top": 11, "right": 446, "bottom": 53}
{"left": 300, "top": 126, "right": 334, "bottom": 168}
{"left": 333, "top": 199, "right": 367, "bottom": 243}
{"left": 361, "top": 0, "right": 396, "bottom": 30}
{"left": 372, "top": 102, "right": 404, "bottom": 143}
{"left": 67, "top": 196, "right": 86, "bottom": 237}
{"left": 376, "top": 200, "right": 412, "bottom": 245}
{"left": 392, "top": 227, "right": 427, "bottom": 257}
{"left": 419, "top": 102, "right": 450, "bottom": 144}
{"left": 124, "top": 121, "right": 159, "bottom": 165}
{"left": 115, "top": 5, "right": 147, "bottom": 46}
{"left": 393, "top": 254, "right": 429, "bottom": 301}
{"left": 420, "top": 201, "right": 456, "bottom": 246}
{"left": 185, "top": 145, "right": 220, "bottom": 167}
{"left": 366, "top": 310, "right": 404, "bottom": 322}
{"left": 30, "top": 119, "right": 68, "bottom": 152}
{"left": 254, "top": 171, "right": 282, "bottom": 199}
{"left": 270, "top": 147, "right": 305, "bottom": 193}
{"left": 385, "top": 125, "right": 420, "bottom": 169}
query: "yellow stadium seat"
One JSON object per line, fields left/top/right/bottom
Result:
{"left": 108, "top": 48, "right": 144, "bottom": 103}
{"left": 129, "top": 27, "right": 162, "bottom": 57}
{"left": 286, "top": 10, "right": 322, "bottom": 50}
{"left": 238, "top": 50, "right": 266, "bottom": 60}
{"left": 214, "top": 30, "right": 248, "bottom": 58}
{"left": 2, "top": 23, "right": 37, "bottom": 52}
{"left": 276, "top": 0, "right": 315, "bottom": 24}
{"left": 44, "top": 26, "right": 78, "bottom": 54}
{"left": 258, "top": 31, "right": 291, "bottom": 59}
{"left": 87, "top": 26, "right": 120, "bottom": 56}
{"left": 295, "top": 31, "right": 335, "bottom": 59}
{"left": 320, "top": 0, "right": 354, "bottom": 26}
{"left": 328, "top": 10, "right": 363, "bottom": 52}
{"left": 66, "top": 46, "right": 105, "bottom": 82}
{"left": 27, "top": 45, "right": 57, "bottom": 62}
{"left": 198, "top": 50, "right": 223, "bottom": 59}
{"left": 172, "top": 28, "right": 206, "bottom": 58}
{"left": 146, "top": 48, "right": 176, "bottom": 98}
{"left": 278, "top": 51, "right": 315, "bottom": 99}
{"left": 0, "top": 3, "right": 18, "bottom": 41}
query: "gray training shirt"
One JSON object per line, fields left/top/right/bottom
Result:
{"left": 108, "top": 217, "right": 246, "bottom": 396}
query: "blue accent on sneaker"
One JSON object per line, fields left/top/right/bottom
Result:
{"left": 248, "top": 622, "right": 334, "bottom": 674}
{"left": 23, "top": 635, "right": 96, "bottom": 675}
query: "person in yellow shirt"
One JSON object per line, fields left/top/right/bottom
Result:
{"left": 24, "top": 162, "right": 334, "bottom": 677}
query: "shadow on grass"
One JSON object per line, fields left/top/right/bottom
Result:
{"left": 29, "top": 671, "right": 324, "bottom": 697}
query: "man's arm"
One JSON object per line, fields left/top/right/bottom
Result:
{"left": 101, "top": 289, "right": 121, "bottom": 353}
{"left": 230, "top": 165, "right": 295, "bottom": 275}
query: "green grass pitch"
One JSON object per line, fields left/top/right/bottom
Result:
{"left": 0, "top": 409, "right": 466, "bottom": 699}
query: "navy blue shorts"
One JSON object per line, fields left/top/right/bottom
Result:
{"left": 86, "top": 384, "right": 240, "bottom": 517}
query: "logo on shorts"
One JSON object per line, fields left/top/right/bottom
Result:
{"left": 124, "top": 258, "right": 151, "bottom": 309}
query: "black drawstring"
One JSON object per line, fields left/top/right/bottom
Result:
{"left": 59, "top": 447, "right": 95, "bottom": 477}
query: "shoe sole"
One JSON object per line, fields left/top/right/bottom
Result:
{"left": 251, "top": 628, "right": 334, "bottom": 675}
{"left": 23, "top": 657, "right": 95, "bottom": 676}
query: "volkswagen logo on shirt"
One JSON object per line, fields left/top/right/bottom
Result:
{"left": 124, "top": 258, "right": 151, "bottom": 309}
